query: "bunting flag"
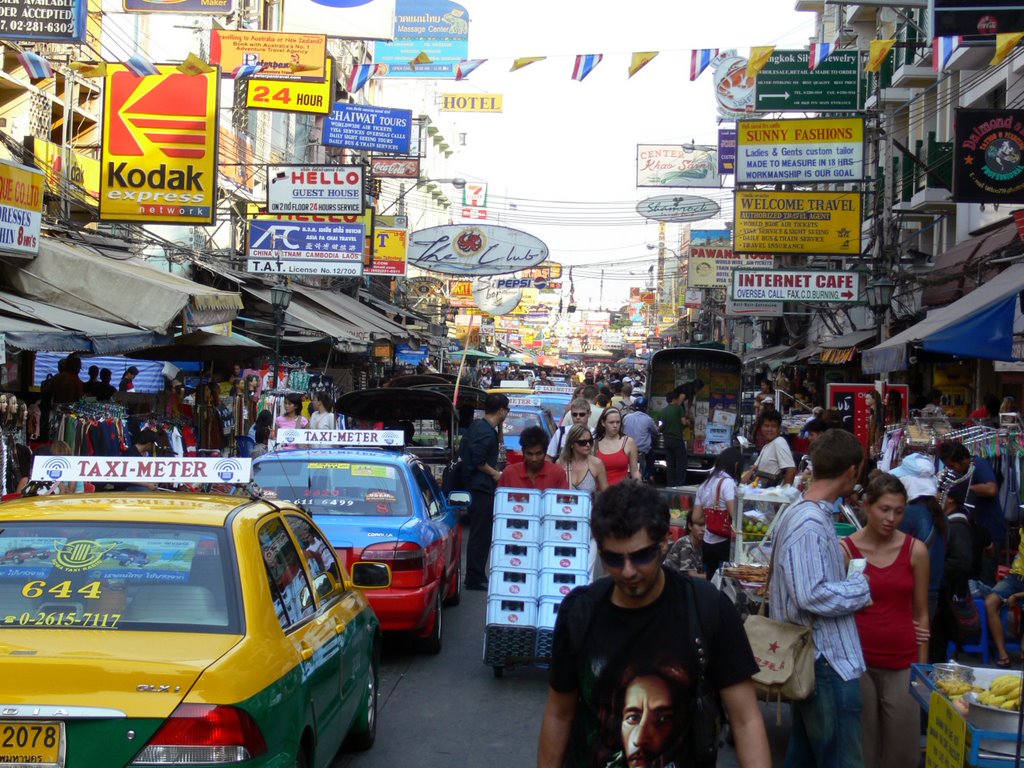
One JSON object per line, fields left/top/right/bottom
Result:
{"left": 231, "top": 63, "right": 264, "bottom": 79}
{"left": 70, "top": 60, "right": 107, "bottom": 78}
{"left": 409, "top": 51, "right": 432, "bottom": 69}
{"left": 347, "top": 63, "right": 375, "bottom": 93}
{"left": 17, "top": 50, "right": 52, "bottom": 81}
{"left": 455, "top": 58, "right": 486, "bottom": 80}
{"left": 933, "top": 36, "right": 960, "bottom": 71}
{"left": 510, "top": 56, "right": 545, "bottom": 72}
{"left": 991, "top": 32, "right": 1024, "bottom": 66}
{"left": 289, "top": 62, "right": 321, "bottom": 74}
{"left": 747, "top": 46, "right": 775, "bottom": 79}
{"left": 628, "top": 51, "right": 658, "bottom": 79}
{"left": 865, "top": 39, "right": 896, "bottom": 73}
{"left": 808, "top": 41, "right": 835, "bottom": 71}
{"left": 571, "top": 54, "right": 603, "bottom": 82}
{"left": 176, "top": 53, "right": 214, "bottom": 76}
{"left": 124, "top": 53, "right": 160, "bottom": 77}
{"left": 689, "top": 49, "right": 718, "bottom": 81}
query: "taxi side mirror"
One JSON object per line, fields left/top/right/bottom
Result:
{"left": 350, "top": 561, "right": 391, "bottom": 589}
{"left": 447, "top": 491, "right": 471, "bottom": 508}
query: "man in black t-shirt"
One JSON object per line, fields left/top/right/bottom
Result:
{"left": 538, "top": 482, "right": 769, "bottom": 768}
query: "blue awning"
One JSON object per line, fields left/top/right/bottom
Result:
{"left": 862, "top": 262, "right": 1024, "bottom": 374}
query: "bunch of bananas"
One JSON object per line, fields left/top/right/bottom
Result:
{"left": 977, "top": 674, "right": 1023, "bottom": 710}
{"left": 936, "top": 678, "right": 978, "bottom": 697}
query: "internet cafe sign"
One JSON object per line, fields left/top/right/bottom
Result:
{"left": 407, "top": 224, "right": 549, "bottom": 276}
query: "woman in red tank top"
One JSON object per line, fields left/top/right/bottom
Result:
{"left": 594, "top": 408, "right": 639, "bottom": 486}
{"left": 841, "top": 473, "right": 930, "bottom": 768}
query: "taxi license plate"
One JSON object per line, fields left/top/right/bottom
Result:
{"left": 0, "top": 721, "right": 63, "bottom": 766}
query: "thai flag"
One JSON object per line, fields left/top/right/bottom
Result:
{"left": 456, "top": 59, "right": 486, "bottom": 81}
{"left": 232, "top": 63, "right": 264, "bottom": 80}
{"left": 934, "top": 36, "right": 960, "bottom": 71}
{"left": 809, "top": 42, "right": 835, "bottom": 71}
{"left": 690, "top": 49, "right": 719, "bottom": 81}
{"left": 17, "top": 51, "right": 52, "bottom": 80}
{"left": 572, "top": 54, "right": 603, "bottom": 82}
{"left": 347, "top": 63, "right": 375, "bottom": 94}
{"left": 124, "top": 53, "right": 160, "bottom": 77}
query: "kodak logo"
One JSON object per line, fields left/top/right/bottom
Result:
{"left": 106, "top": 163, "right": 204, "bottom": 191}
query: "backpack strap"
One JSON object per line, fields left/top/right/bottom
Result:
{"left": 566, "top": 576, "right": 615, "bottom": 655}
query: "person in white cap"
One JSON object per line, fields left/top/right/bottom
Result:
{"left": 892, "top": 452, "right": 947, "bottom": 661}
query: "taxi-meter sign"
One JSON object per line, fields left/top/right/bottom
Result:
{"left": 31, "top": 457, "right": 252, "bottom": 484}
{"left": 731, "top": 269, "right": 862, "bottom": 304}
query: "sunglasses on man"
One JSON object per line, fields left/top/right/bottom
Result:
{"left": 598, "top": 542, "right": 661, "bottom": 569}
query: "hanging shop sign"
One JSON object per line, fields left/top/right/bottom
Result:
{"left": 718, "top": 128, "right": 737, "bottom": 174}
{"left": 473, "top": 276, "right": 522, "bottom": 316}
{"left": 374, "top": 0, "right": 470, "bottom": 79}
{"left": 0, "top": 0, "right": 86, "bottom": 42}
{"left": 247, "top": 218, "right": 365, "bottom": 276}
{"left": 440, "top": 93, "right": 501, "bottom": 112}
{"left": 463, "top": 182, "right": 487, "bottom": 207}
{"left": 736, "top": 117, "right": 865, "bottom": 184}
{"left": 219, "top": 126, "right": 257, "bottom": 193}
{"left": 689, "top": 249, "right": 774, "bottom": 288}
{"left": 952, "top": 108, "right": 1024, "bottom": 203}
{"left": 366, "top": 227, "right": 407, "bottom": 275}
{"left": 254, "top": 207, "right": 374, "bottom": 268}
{"left": 209, "top": 30, "right": 327, "bottom": 82}
{"left": 753, "top": 49, "right": 860, "bottom": 112}
{"left": 713, "top": 55, "right": 754, "bottom": 121}
{"left": 731, "top": 269, "right": 862, "bottom": 303}
{"left": 724, "top": 298, "right": 783, "bottom": 317}
{"left": 267, "top": 164, "right": 364, "bottom": 215}
{"left": 733, "top": 190, "right": 861, "bottom": 256}
{"left": 245, "top": 57, "right": 334, "bottom": 115}
{"left": 636, "top": 144, "right": 721, "bottom": 188}
{"left": 124, "top": 0, "right": 228, "bottom": 12}
{"left": 448, "top": 279, "right": 474, "bottom": 306}
{"left": 408, "top": 224, "right": 549, "bottom": 276}
{"left": 27, "top": 137, "right": 99, "bottom": 208}
{"left": 281, "top": 0, "right": 394, "bottom": 39}
{"left": 934, "top": 0, "right": 1024, "bottom": 36}
{"left": 370, "top": 157, "right": 420, "bottom": 178}
{"left": 0, "top": 159, "right": 42, "bottom": 257}
{"left": 100, "top": 66, "right": 219, "bottom": 225}
{"left": 323, "top": 103, "right": 413, "bottom": 154}
{"left": 635, "top": 194, "right": 720, "bottom": 223}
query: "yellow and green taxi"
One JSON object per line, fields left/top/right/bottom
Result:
{"left": 0, "top": 492, "right": 388, "bottom": 767}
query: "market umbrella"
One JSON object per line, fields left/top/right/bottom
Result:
{"left": 448, "top": 349, "right": 497, "bottom": 361}
{"left": 511, "top": 352, "right": 537, "bottom": 365}
{"left": 127, "top": 330, "right": 270, "bottom": 362}
{"left": 490, "top": 355, "right": 517, "bottom": 363}
{"left": 535, "top": 354, "right": 564, "bottom": 367}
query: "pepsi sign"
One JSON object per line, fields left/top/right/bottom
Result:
{"left": 497, "top": 278, "right": 531, "bottom": 289}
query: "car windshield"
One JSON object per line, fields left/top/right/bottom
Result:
{"left": 254, "top": 459, "right": 412, "bottom": 517}
{"left": 0, "top": 522, "right": 237, "bottom": 633}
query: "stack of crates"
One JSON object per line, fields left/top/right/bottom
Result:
{"left": 484, "top": 489, "right": 541, "bottom": 668}
{"left": 536, "top": 490, "right": 592, "bottom": 659}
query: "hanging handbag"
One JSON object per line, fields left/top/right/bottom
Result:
{"left": 703, "top": 477, "right": 733, "bottom": 539}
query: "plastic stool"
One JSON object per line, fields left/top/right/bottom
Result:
{"left": 948, "top": 597, "right": 1022, "bottom": 663}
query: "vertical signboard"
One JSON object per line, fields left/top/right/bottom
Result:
{"left": 0, "top": 160, "right": 43, "bottom": 256}
{"left": 100, "top": 66, "right": 219, "bottom": 225}
{"left": 0, "top": 0, "right": 86, "bottom": 41}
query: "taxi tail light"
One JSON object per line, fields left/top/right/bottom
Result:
{"left": 361, "top": 541, "right": 427, "bottom": 587}
{"left": 131, "top": 703, "right": 267, "bottom": 765}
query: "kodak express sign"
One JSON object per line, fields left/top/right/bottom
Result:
{"left": 100, "top": 65, "right": 219, "bottom": 225}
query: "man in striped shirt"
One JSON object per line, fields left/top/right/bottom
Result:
{"left": 770, "top": 429, "right": 872, "bottom": 767}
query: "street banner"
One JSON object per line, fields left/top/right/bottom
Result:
{"left": 267, "top": 164, "right": 364, "bottom": 214}
{"left": 736, "top": 117, "right": 865, "bottom": 183}
{"left": 323, "top": 103, "right": 413, "bottom": 154}
{"left": 246, "top": 57, "right": 334, "bottom": 114}
{"left": 100, "top": 66, "right": 219, "bottom": 225}
{"left": 953, "top": 108, "right": 1024, "bottom": 203}
{"left": 32, "top": 456, "right": 252, "bottom": 484}
{"left": 733, "top": 190, "right": 861, "bottom": 255}
{"left": 209, "top": 30, "right": 327, "bottom": 82}
{"left": 0, "top": 159, "right": 43, "bottom": 257}
{"left": 637, "top": 144, "right": 720, "bottom": 188}
{"left": 0, "top": 0, "right": 86, "bottom": 41}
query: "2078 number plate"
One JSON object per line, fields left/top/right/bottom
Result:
{"left": 0, "top": 721, "right": 63, "bottom": 766}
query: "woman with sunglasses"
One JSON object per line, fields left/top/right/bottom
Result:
{"left": 558, "top": 423, "right": 608, "bottom": 495}
{"left": 595, "top": 408, "right": 641, "bottom": 486}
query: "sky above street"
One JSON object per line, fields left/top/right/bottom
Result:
{"left": 398, "top": 0, "right": 817, "bottom": 310}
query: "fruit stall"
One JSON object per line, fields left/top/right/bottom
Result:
{"left": 910, "top": 663, "right": 1024, "bottom": 766}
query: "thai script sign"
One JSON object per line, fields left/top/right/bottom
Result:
{"left": 247, "top": 218, "right": 365, "bottom": 276}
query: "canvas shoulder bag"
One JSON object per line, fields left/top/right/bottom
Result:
{"left": 743, "top": 502, "right": 816, "bottom": 706}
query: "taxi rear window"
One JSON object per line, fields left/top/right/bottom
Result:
{"left": 0, "top": 522, "right": 237, "bottom": 633}
{"left": 254, "top": 460, "right": 412, "bottom": 516}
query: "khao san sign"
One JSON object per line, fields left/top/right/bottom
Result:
{"left": 407, "top": 224, "right": 548, "bottom": 276}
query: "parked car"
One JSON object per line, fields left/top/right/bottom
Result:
{"left": 253, "top": 446, "right": 468, "bottom": 653}
{"left": 0, "top": 546, "right": 50, "bottom": 564}
{"left": 0, "top": 492, "right": 387, "bottom": 766}
{"left": 103, "top": 546, "right": 148, "bottom": 567}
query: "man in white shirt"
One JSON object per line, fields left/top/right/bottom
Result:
{"left": 558, "top": 385, "right": 600, "bottom": 432}
{"left": 742, "top": 411, "right": 796, "bottom": 486}
{"left": 548, "top": 399, "right": 591, "bottom": 459}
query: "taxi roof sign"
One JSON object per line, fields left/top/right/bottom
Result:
{"left": 533, "top": 385, "right": 574, "bottom": 394}
{"left": 31, "top": 457, "right": 252, "bottom": 484}
{"left": 276, "top": 429, "right": 406, "bottom": 448}
{"left": 508, "top": 397, "right": 542, "bottom": 407}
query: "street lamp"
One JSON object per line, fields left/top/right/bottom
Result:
{"left": 270, "top": 280, "right": 293, "bottom": 388}
{"left": 379, "top": 177, "right": 467, "bottom": 215}
{"left": 866, "top": 273, "right": 895, "bottom": 343}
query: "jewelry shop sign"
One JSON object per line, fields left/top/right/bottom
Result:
{"left": 736, "top": 117, "right": 865, "bottom": 184}
{"left": 267, "top": 164, "right": 364, "bottom": 215}
{"left": 734, "top": 190, "right": 861, "bottom": 256}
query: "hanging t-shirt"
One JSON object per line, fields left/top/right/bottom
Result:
{"left": 549, "top": 571, "right": 757, "bottom": 768}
